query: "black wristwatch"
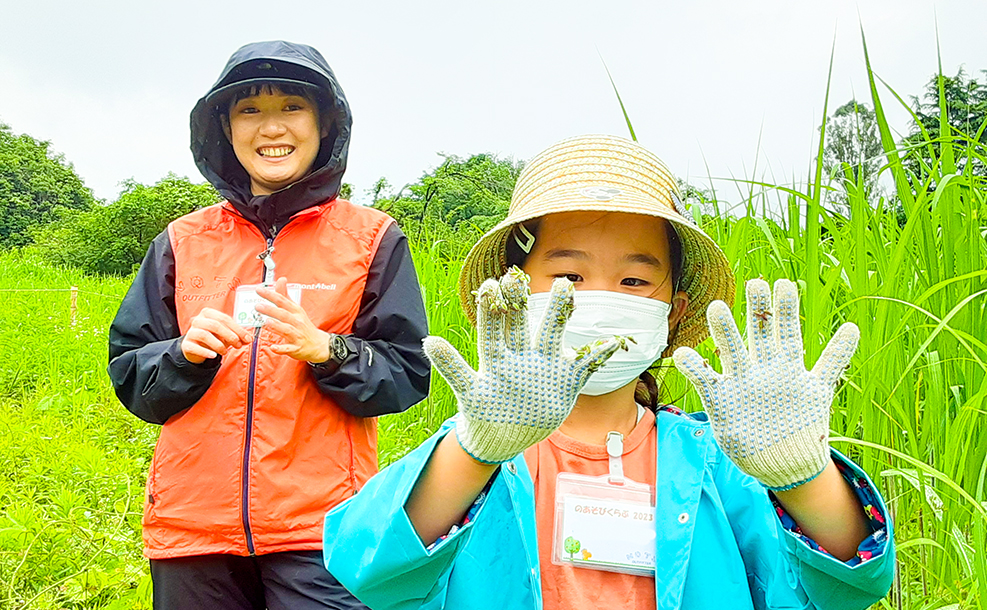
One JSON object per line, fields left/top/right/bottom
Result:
{"left": 312, "top": 333, "right": 350, "bottom": 370}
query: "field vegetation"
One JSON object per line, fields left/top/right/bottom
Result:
{"left": 0, "top": 36, "right": 984, "bottom": 609}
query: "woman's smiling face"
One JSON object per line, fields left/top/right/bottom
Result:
{"left": 227, "top": 86, "right": 325, "bottom": 196}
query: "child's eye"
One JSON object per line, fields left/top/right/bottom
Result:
{"left": 556, "top": 273, "right": 582, "bottom": 283}
{"left": 285, "top": 104, "right": 304, "bottom": 111}
{"left": 239, "top": 106, "right": 259, "bottom": 114}
{"left": 621, "top": 278, "right": 650, "bottom": 287}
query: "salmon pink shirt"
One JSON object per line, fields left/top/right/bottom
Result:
{"left": 524, "top": 408, "right": 658, "bottom": 610}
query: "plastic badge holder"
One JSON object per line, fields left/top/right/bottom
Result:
{"left": 233, "top": 283, "right": 302, "bottom": 328}
{"left": 552, "top": 471, "right": 657, "bottom": 577}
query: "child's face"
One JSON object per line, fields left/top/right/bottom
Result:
{"left": 226, "top": 87, "right": 326, "bottom": 196}
{"left": 522, "top": 211, "right": 689, "bottom": 327}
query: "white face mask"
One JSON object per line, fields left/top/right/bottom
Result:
{"left": 527, "top": 290, "right": 671, "bottom": 396}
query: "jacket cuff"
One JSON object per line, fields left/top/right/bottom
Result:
{"left": 425, "top": 474, "right": 496, "bottom": 551}
{"left": 323, "top": 418, "right": 476, "bottom": 604}
{"left": 169, "top": 336, "right": 223, "bottom": 372}
{"left": 396, "top": 422, "right": 495, "bottom": 555}
{"left": 775, "top": 448, "right": 895, "bottom": 596}
{"left": 308, "top": 334, "right": 354, "bottom": 376}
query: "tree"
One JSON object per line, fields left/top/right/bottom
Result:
{"left": 373, "top": 153, "right": 523, "bottom": 240}
{"left": 30, "top": 174, "right": 220, "bottom": 275}
{"left": 821, "top": 100, "right": 884, "bottom": 212}
{"left": 563, "top": 536, "right": 581, "bottom": 560}
{"left": 903, "top": 68, "right": 987, "bottom": 181}
{"left": 0, "top": 123, "right": 95, "bottom": 248}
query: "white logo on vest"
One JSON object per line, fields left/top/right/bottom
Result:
{"left": 296, "top": 283, "right": 338, "bottom": 290}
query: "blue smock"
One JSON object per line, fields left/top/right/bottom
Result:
{"left": 324, "top": 411, "right": 894, "bottom": 609}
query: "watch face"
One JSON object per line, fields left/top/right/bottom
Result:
{"left": 331, "top": 335, "right": 348, "bottom": 362}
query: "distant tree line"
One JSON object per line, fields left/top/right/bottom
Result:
{"left": 821, "top": 67, "right": 986, "bottom": 214}
{"left": 370, "top": 152, "right": 523, "bottom": 246}
{"left": 0, "top": 123, "right": 94, "bottom": 248}
{"left": 1, "top": 68, "right": 981, "bottom": 275}
{"left": 30, "top": 175, "right": 220, "bottom": 275}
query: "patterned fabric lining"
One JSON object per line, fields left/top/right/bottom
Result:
{"left": 771, "top": 458, "right": 889, "bottom": 565}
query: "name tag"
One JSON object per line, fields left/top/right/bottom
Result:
{"left": 553, "top": 473, "right": 656, "bottom": 576}
{"left": 233, "top": 284, "right": 302, "bottom": 327}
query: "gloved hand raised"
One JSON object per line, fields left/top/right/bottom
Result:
{"left": 423, "top": 268, "right": 627, "bottom": 464}
{"left": 673, "top": 279, "right": 859, "bottom": 490}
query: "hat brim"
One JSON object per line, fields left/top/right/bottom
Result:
{"left": 457, "top": 192, "right": 736, "bottom": 353}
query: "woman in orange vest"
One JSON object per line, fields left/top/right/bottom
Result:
{"left": 108, "top": 40, "right": 430, "bottom": 609}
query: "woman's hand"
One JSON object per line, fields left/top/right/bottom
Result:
{"left": 255, "top": 277, "right": 332, "bottom": 363}
{"left": 181, "top": 308, "right": 254, "bottom": 364}
{"left": 672, "top": 278, "right": 859, "bottom": 490}
{"left": 424, "top": 268, "right": 626, "bottom": 464}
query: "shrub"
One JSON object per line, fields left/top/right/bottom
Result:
{"left": 30, "top": 174, "right": 220, "bottom": 275}
{"left": 0, "top": 123, "right": 95, "bottom": 248}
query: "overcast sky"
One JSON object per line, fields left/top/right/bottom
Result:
{"left": 1, "top": 0, "right": 983, "bottom": 205}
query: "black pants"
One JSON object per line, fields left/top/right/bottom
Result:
{"left": 150, "top": 551, "right": 369, "bottom": 610}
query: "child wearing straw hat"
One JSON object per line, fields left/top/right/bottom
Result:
{"left": 321, "top": 135, "right": 894, "bottom": 609}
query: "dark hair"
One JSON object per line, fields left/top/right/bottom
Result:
{"left": 505, "top": 219, "right": 541, "bottom": 269}
{"left": 226, "top": 82, "right": 322, "bottom": 112}
{"left": 505, "top": 216, "right": 685, "bottom": 412}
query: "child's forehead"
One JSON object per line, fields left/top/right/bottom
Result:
{"left": 539, "top": 210, "right": 668, "bottom": 235}
{"left": 535, "top": 211, "right": 672, "bottom": 256}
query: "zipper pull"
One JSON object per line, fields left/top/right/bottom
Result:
{"left": 258, "top": 237, "right": 276, "bottom": 286}
{"left": 606, "top": 431, "right": 624, "bottom": 485}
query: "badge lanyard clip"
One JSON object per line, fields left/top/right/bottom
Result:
{"left": 606, "top": 431, "right": 624, "bottom": 485}
{"left": 258, "top": 246, "right": 276, "bottom": 285}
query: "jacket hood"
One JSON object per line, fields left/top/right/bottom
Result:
{"left": 190, "top": 41, "right": 352, "bottom": 233}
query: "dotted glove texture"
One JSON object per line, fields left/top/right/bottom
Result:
{"left": 672, "top": 279, "right": 859, "bottom": 490}
{"left": 423, "top": 269, "right": 625, "bottom": 464}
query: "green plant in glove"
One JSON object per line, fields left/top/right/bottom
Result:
{"left": 672, "top": 278, "right": 859, "bottom": 490}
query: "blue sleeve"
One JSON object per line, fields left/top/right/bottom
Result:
{"left": 323, "top": 419, "right": 493, "bottom": 610}
{"left": 717, "top": 449, "right": 895, "bottom": 609}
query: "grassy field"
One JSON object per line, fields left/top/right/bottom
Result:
{"left": 0, "top": 51, "right": 985, "bottom": 609}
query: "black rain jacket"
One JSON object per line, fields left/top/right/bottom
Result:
{"left": 108, "top": 40, "right": 430, "bottom": 424}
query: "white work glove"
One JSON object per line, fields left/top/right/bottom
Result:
{"left": 424, "top": 269, "right": 626, "bottom": 464}
{"left": 673, "top": 279, "right": 859, "bottom": 490}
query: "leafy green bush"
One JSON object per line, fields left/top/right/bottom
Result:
{"left": 372, "top": 153, "right": 522, "bottom": 241}
{"left": 29, "top": 174, "right": 220, "bottom": 275}
{"left": 0, "top": 123, "right": 95, "bottom": 248}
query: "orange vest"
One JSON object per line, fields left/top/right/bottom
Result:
{"left": 144, "top": 198, "right": 392, "bottom": 559}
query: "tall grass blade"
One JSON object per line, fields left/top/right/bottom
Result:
{"left": 599, "top": 53, "right": 637, "bottom": 142}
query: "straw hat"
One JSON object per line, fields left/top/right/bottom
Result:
{"left": 458, "top": 134, "right": 735, "bottom": 352}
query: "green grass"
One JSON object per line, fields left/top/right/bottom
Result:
{"left": 0, "top": 252, "right": 151, "bottom": 609}
{"left": 0, "top": 43, "right": 984, "bottom": 608}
